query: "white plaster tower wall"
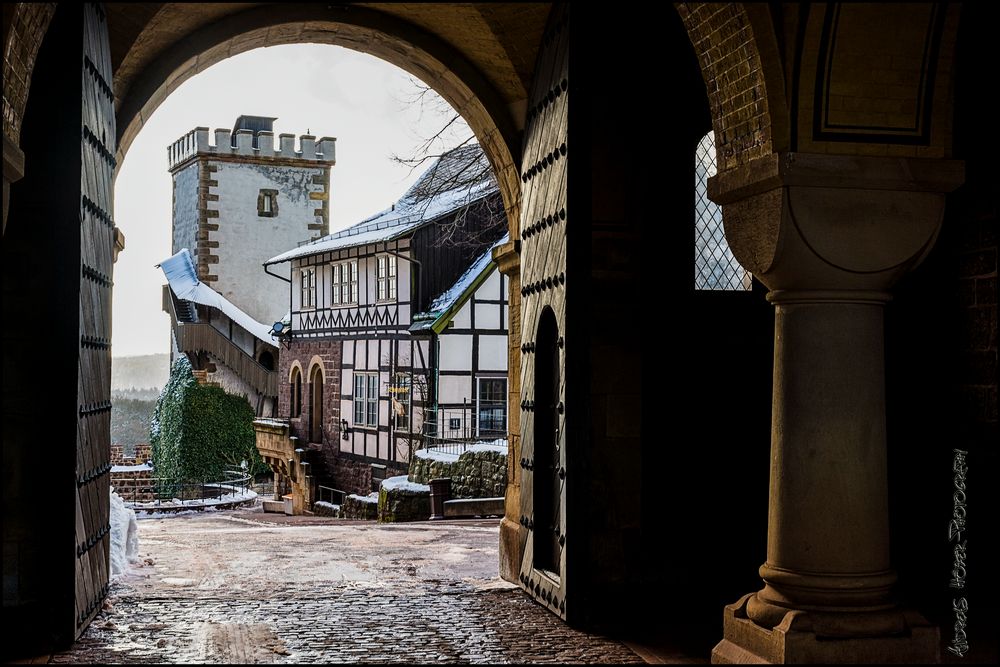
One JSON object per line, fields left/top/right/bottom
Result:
{"left": 168, "top": 124, "right": 336, "bottom": 326}
{"left": 209, "top": 157, "right": 327, "bottom": 324}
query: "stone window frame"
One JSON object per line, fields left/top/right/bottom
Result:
{"left": 257, "top": 188, "right": 279, "bottom": 217}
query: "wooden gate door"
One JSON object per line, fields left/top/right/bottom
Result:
{"left": 75, "top": 0, "right": 116, "bottom": 639}
{"left": 517, "top": 3, "right": 569, "bottom": 621}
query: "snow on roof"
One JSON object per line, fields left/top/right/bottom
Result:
{"left": 158, "top": 248, "right": 276, "bottom": 346}
{"left": 410, "top": 233, "right": 508, "bottom": 333}
{"left": 265, "top": 144, "right": 498, "bottom": 265}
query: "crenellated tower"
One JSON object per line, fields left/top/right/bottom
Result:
{"left": 168, "top": 115, "right": 336, "bottom": 325}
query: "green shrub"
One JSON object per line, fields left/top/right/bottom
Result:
{"left": 151, "top": 356, "right": 266, "bottom": 484}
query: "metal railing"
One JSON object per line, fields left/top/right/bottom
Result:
{"left": 317, "top": 485, "right": 345, "bottom": 506}
{"left": 420, "top": 404, "right": 507, "bottom": 455}
{"left": 118, "top": 469, "right": 253, "bottom": 508}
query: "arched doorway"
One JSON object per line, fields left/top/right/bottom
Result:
{"left": 1, "top": 4, "right": 544, "bottom": 654}
{"left": 531, "top": 307, "right": 560, "bottom": 575}
{"left": 309, "top": 364, "right": 324, "bottom": 444}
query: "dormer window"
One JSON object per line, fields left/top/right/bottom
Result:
{"left": 377, "top": 254, "right": 397, "bottom": 302}
{"left": 258, "top": 189, "right": 278, "bottom": 217}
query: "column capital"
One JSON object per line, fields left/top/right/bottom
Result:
{"left": 707, "top": 153, "right": 965, "bottom": 293}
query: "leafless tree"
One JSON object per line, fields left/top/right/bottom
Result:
{"left": 391, "top": 78, "right": 507, "bottom": 248}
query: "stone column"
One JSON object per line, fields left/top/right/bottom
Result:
{"left": 493, "top": 238, "right": 525, "bottom": 583}
{"left": 709, "top": 153, "right": 963, "bottom": 664}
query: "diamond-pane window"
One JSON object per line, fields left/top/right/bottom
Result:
{"left": 694, "top": 131, "right": 752, "bottom": 291}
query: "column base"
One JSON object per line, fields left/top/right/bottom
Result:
{"left": 498, "top": 515, "right": 526, "bottom": 583}
{"left": 711, "top": 594, "right": 940, "bottom": 664}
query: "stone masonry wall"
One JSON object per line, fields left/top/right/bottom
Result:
{"left": 408, "top": 448, "right": 507, "bottom": 499}
{"left": 277, "top": 338, "right": 341, "bottom": 448}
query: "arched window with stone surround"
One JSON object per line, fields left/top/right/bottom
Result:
{"left": 290, "top": 366, "right": 302, "bottom": 418}
{"left": 694, "top": 131, "right": 752, "bottom": 291}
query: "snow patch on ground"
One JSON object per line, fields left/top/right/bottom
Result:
{"left": 109, "top": 488, "right": 139, "bottom": 578}
{"left": 347, "top": 492, "right": 379, "bottom": 504}
{"left": 381, "top": 475, "right": 430, "bottom": 493}
{"left": 129, "top": 486, "right": 257, "bottom": 515}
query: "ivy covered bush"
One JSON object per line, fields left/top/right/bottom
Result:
{"left": 150, "top": 356, "right": 266, "bottom": 484}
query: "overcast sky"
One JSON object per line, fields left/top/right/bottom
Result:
{"left": 112, "top": 44, "right": 470, "bottom": 358}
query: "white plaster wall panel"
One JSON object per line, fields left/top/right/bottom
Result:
{"left": 452, "top": 300, "right": 472, "bottom": 329}
{"left": 414, "top": 339, "right": 431, "bottom": 369}
{"left": 342, "top": 369, "right": 354, "bottom": 396}
{"left": 439, "top": 375, "right": 471, "bottom": 405}
{"left": 290, "top": 260, "right": 302, "bottom": 318}
{"left": 397, "top": 340, "right": 412, "bottom": 367}
{"left": 340, "top": 398, "right": 352, "bottom": 427}
{"left": 397, "top": 250, "right": 411, "bottom": 303}
{"left": 342, "top": 340, "right": 354, "bottom": 366}
{"left": 503, "top": 303, "right": 508, "bottom": 331}
{"left": 439, "top": 334, "right": 473, "bottom": 371}
{"left": 475, "top": 303, "right": 499, "bottom": 330}
{"left": 210, "top": 160, "right": 325, "bottom": 325}
{"left": 378, "top": 431, "right": 388, "bottom": 461}
{"left": 363, "top": 255, "right": 376, "bottom": 307}
{"left": 478, "top": 335, "right": 508, "bottom": 371}
{"left": 367, "top": 340, "right": 379, "bottom": 370}
{"left": 481, "top": 268, "right": 502, "bottom": 300}
{"left": 395, "top": 439, "right": 410, "bottom": 463}
{"left": 172, "top": 162, "right": 200, "bottom": 255}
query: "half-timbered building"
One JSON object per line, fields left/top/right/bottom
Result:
{"left": 261, "top": 144, "right": 509, "bottom": 495}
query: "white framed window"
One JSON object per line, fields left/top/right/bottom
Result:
{"left": 330, "top": 260, "right": 358, "bottom": 306}
{"left": 353, "top": 372, "right": 379, "bottom": 427}
{"left": 377, "top": 254, "right": 397, "bottom": 302}
{"left": 477, "top": 377, "right": 507, "bottom": 437}
{"left": 300, "top": 267, "right": 316, "bottom": 309}
{"left": 694, "top": 131, "right": 752, "bottom": 291}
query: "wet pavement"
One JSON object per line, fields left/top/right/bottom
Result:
{"left": 48, "top": 509, "right": 646, "bottom": 664}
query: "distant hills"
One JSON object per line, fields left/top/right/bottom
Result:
{"left": 112, "top": 353, "right": 170, "bottom": 392}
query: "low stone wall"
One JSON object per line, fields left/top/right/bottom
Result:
{"left": 408, "top": 447, "right": 507, "bottom": 499}
{"left": 377, "top": 476, "right": 430, "bottom": 523}
{"left": 313, "top": 501, "right": 340, "bottom": 517}
{"left": 340, "top": 493, "right": 379, "bottom": 520}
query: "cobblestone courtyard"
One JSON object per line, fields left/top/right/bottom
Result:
{"left": 49, "top": 510, "right": 647, "bottom": 664}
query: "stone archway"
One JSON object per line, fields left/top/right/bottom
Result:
{"left": 1, "top": 4, "right": 552, "bottom": 656}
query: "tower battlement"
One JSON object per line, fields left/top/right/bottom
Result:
{"left": 168, "top": 126, "right": 336, "bottom": 171}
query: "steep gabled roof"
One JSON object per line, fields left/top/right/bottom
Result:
{"left": 409, "top": 233, "right": 509, "bottom": 335}
{"left": 158, "top": 248, "right": 276, "bottom": 345}
{"left": 265, "top": 143, "right": 497, "bottom": 265}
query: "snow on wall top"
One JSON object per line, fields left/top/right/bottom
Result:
{"left": 381, "top": 475, "right": 431, "bottom": 493}
{"left": 159, "top": 248, "right": 277, "bottom": 345}
{"left": 265, "top": 144, "right": 498, "bottom": 265}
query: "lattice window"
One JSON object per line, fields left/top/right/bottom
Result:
{"left": 694, "top": 131, "right": 752, "bottom": 291}
{"left": 331, "top": 260, "right": 358, "bottom": 306}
